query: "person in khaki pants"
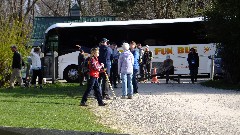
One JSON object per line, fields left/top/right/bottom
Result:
{"left": 9, "top": 45, "right": 24, "bottom": 88}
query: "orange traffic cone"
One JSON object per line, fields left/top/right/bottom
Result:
{"left": 151, "top": 67, "right": 159, "bottom": 83}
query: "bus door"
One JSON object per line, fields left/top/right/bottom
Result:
{"left": 43, "top": 35, "right": 58, "bottom": 79}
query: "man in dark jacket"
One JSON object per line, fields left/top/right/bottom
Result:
{"left": 98, "top": 38, "right": 112, "bottom": 99}
{"left": 187, "top": 48, "right": 199, "bottom": 83}
{"left": 9, "top": 45, "right": 24, "bottom": 88}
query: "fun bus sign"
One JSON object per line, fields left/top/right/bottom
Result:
{"left": 154, "top": 45, "right": 212, "bottom": 55}
{"left": 146, "top": 43, "right": 216, "bottom": 74}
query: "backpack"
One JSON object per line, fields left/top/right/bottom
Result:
{"left": 82, "top": 57, "right": 90, "bottom": 73}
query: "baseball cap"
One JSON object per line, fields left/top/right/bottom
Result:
{"left": 101, "top": 38, "right": 109, "bottom": 43}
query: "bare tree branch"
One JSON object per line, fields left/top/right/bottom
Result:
{"left": 38, "top": 0, "right": 65, "bottom": 16}
{"left": 24, "top": 0, "right": 39, "bottom": 18}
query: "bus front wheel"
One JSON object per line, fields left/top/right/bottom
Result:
{"left": 63, "top": 65, "right": 79, "bottom": 83}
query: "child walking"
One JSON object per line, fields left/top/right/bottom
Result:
{"left": 80, "top": 48, "right": 107, "bottom": 106}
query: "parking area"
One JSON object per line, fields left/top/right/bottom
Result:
{"left": 93, "top": 82, "right": 240, "bottom": 135}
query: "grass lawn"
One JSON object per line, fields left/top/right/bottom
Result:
{"left": 201, "top": 80, "right": 240, "bottom": 90}
{"left": 0, "top": 83, "right": 117, "bottom": 133}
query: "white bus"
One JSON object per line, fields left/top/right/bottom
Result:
{"left": 43, "top": 17, "right": 216, "bottom": 82}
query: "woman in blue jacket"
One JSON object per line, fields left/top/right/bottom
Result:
{"left": 130, "top": 41, "right": 140, "bottom": 94}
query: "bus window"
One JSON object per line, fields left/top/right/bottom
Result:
{"left": 45, "top": 35, "right": 58, "bottom": 55}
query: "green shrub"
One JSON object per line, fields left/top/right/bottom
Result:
{"left": 0, "top": 18, "right": 31, "bottom": 87}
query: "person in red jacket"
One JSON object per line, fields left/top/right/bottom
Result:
{"left": 80, "top": 48, "right": 107, "bottom": 106}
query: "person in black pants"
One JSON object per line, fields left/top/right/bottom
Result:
{"left": 110, "top": 43, "right": 120, "bottom": 88}
{"left": 30, "top": 47, "right": 43, "bottom": 89}
{"left": 187, "top": 48, "right": 199, "bottom": 83}
{"left": 98, "top": 38, "right": 112, "bottom": 99}
{"left": 130, "top": 41, "right": 140, "bottom": 94}
{"left": 142, "top": 45, "right": 153, "bottom": 81}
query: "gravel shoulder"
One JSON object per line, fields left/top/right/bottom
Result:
{"left": 91, "top": 83, "right": 240, "bottom": 135}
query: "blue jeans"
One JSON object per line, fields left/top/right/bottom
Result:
{"left": 132, "top": 69, "right": 139, "bottom": 93}
{"left": 81, "top": 76, "right": 104, "bottom": 105}
{"left": 121, "top": 73, "right": 133, "bottom": 96}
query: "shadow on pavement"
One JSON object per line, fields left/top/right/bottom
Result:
{"left": 0, "top": 126, "right": 129, "bottom": 135}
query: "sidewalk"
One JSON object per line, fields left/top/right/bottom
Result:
{"left": 0, "top": 126, "right": 128, "bottom": 135}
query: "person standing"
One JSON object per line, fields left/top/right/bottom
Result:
{"left": 142, "top": 45, "right": 153, "bottom": 81}
{"left": 163, "top": 55, "right": 174, "bottom": 84}
{"left": 187, "top": 48, "right": 199, "bottom": 83}
{"left": 136, "top": 43, "right": 144, "bottom": 81}
{"left": 9, "top": 45, "right": 25, "bottom": 88}
{"left": 98, "top": 38, "right": 112, "bottom": 99}
{"left": 80, "top": 48, "right": 106, "bottom": 106}
{"left": 30, "top": 47, "right": 43, "bottom": 89}
{"left": 78, "top": 49, "right": 85, "bottom": 86}
{"left": 118, "top": 43, "right": 134, "bottom": 99}
{"left": 110, "top": 43, "right": 120, "bottom": 88}
{"left": 130, "top": 41, "right": 139, "bottom": 94}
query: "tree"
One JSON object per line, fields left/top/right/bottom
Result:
{"left": 76, "top": 0, "right": 113, "bottom": 16}
{"left": 107, "top": 0, "right": 213, "bottom": 20}
{"left": 204, "top": 0, "right": 240, "bottom": 83}
{"left": 36, "top": 0, "right": 71, "bottom": 16}
{"left": 0, "top": 0, "right": 33, "bottom": 87}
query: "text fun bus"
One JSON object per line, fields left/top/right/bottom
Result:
{"left": 43, "top": 17, "right": 216, "bottom": 83}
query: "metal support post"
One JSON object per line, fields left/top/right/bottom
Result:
{"left": 210, "top": 55, "right": 215, "bottom": 80}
